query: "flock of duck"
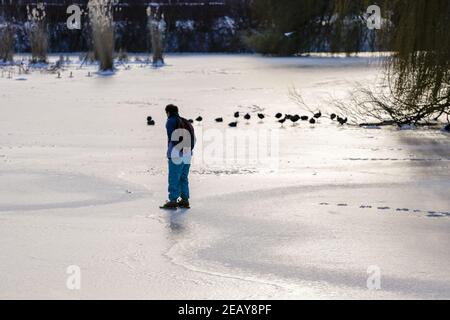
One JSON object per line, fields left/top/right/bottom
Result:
{"left": 147, "top": 111, "right": 348, "bottom": 127}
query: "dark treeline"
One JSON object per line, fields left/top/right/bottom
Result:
{"left": 0, "top": 0, "right": 386, "bottom": 54}
{"left": 2, "top": 0, "right": 382, "bottom": 55}
{"left": 0, "top": 0, "right": 400, "bottom": 55}
{"left": 0, "top": 0, "right": 252, "bottom": 53}
{"left": 246, "top": 0, "right": 381, "bottom": 55}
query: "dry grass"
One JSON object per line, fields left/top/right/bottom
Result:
{"left": 147, "top": 6, "right": 166, "bottom": 66}
{"left": 26, "top": 4, "right": 48, "bottom": 64}
{"left": 88, "top": 0, "right": 114, "bottom": 71}
{"left": 0, "top": 23, "right": 14, "bottom": 63}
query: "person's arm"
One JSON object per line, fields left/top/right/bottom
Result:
{"left": 166, "top": 117, "right": 178, "bottom": 159}
{"left": 166, "top": 117, "right": 177, "bottom": 143}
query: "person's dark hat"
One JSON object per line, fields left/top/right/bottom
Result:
{"left": 165, "top": 104, "right": 179, "bottom": 115}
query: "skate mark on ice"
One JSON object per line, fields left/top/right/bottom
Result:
{"left": 317, "top": 202, "right": 449, "bottom": 219}
{"left": 345, "top": 157, "right": 449, "bottom": 162}
{"left": 191, "top": 167, "right": 258, "bottom": 176}
{"left": 427, "top": 212, "right": 444, "bottom": 218}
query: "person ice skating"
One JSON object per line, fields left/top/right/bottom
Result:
{"left": 160, "top": 104, "right": 196, "bottom": 210}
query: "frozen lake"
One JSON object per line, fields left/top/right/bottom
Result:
{"left": 0, "top": 54, "right": 449, "bottom": 299}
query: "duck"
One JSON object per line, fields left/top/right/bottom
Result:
{"left": 228, "top": 121, "right": 238, "bottom": 128}
{"left": 337, "top": 116, "right": 348, "bottom": 125}
{"left": 330, "top": 113, "right": 337, "bottom": 120}
{"left": 196, "top": 116, "right": 203, "bottom": 122}
{"left": 257, "top": 113, "right": 265, "bottom": 120}
{"left": 309, "top": 118, "right": 316, "bottom": 124}
{"left": 244, "top": 113, "right": 251, "bottom": 121}
{"left": 234, "top": 112, "right": 240, "bottom": 118}
{"left": 314, "top": 111, "right": 322, "bottom": 119}
{"left": 290, "top": 115, "right": 300, "bottom": 124}
{"left": 215, "top": 117, "right": 224, "bottom": 123}
{"left": 275, "top": 113, "right": 283, "bottom": 119}
{"left": 301, "top": 116, "right": 309, "bottom": 121}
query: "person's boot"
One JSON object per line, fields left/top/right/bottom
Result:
{"left": 160, "top": 200, "right": 178, "bottom": 210}
{"left": 177, "top": 199, "right": 191, "bottom": 209}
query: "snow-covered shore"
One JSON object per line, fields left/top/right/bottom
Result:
{"left": 0, "top": 54, "right": 449, "bottom": 299}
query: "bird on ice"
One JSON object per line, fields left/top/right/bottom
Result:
{"left": 337, "top": 116, "right": 348, "bottom": 125}
{"left": 278, "top": 118, "right": 287, "bottom": 126}
{"left": 290, "top": 115, "right": 300, "bottom": 125}
{"left": 147, "top": 116, "right": 155, "bottom": 126}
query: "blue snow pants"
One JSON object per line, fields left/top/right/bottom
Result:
{"left": 168, "top": 160, "right": 191, "bottom": 201}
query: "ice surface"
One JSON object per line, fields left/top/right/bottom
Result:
{"left": 0, "top": 54, "right": 449, "bottom": 299}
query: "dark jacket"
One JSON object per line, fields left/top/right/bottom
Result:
{"left": 166, "top": 114, "right": 195, "bottom": 159}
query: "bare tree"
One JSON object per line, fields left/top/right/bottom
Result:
{"left": 335, "top": 82, "right": 450, "bottom": 127}
{"left": 26, "top": 3, "right": 47, "bottom": 64}
{"left": 88, "top": 0, "right": 114, "bottom": 72}
{"left": 0, "top": 22, "right": 14, "bottom": 63}
{"left": 147, "top": 6, "right": 166, "bottom": 67}
{"left": 336, "top": 0, "right": 450, "bottom": 126}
